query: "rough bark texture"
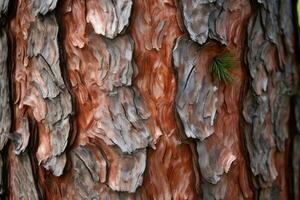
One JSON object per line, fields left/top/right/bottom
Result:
{"left": 0, "top": 0, "right": 299, "bottom": 199}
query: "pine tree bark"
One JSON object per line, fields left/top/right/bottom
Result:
{"left": 0, "top": 0, "right": 299, "bottom": 199}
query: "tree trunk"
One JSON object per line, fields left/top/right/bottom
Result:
{"left": 0, "top": 0, "right": 299, "bottom": 199}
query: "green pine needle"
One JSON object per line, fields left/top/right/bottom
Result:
{"left": 211, "top": 52, "right": 235, "bottom": 84}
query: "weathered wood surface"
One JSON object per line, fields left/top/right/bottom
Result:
{"left": 0, "top": 0, "right": 298, "bottom": 199}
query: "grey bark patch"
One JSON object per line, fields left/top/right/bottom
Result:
{"left": 43, "top": 153, "right": 67, "bottom": 176}
{"left": 72, "top": 145, "right": 105, "bottom": 183}
{"left": 173, "top": 36, "right": 218, "bottom": 140}
{"left": 88, "top": 34, "right": 135, "bottom": 92}
{"left": 197, "top": 142, "right": 236, "bottom": 185}
{"left": 10, "top": 151, "right": 39, "bottom": 200}
{"left": 0, "top": 30, "right": 10, "bottom": 151}
{"left": 86, "top": 0, "right": 132, "bottom": 39}
{"left": 107, "top": 148, "right": 146, "bottom": 193}
{"left": 201, "top": 178, "right": 227, "bottom": 200}
{"left": 28, "top": 14, "right": 65, "bottom": 87}
{"left": 13, "top": 117, "right": 30, "bottom": 154}
{"left": 88, "top": 87, "right": 151, "bottom": 153}
{"left": 0, "top": 0, "right": 8, "bottom": 19}
{"left": 72, "top": 33, "right": 152, "bottom": 153}
{"left": 25, "top": 14, "right": 73, "bottom": 175}
{"left": 179, "top": 0, "right": 250, "bottom": 45}
{"left": 30, "top": 0, "right": 58, "bottom": 15}
{"left": 70, "top": 145, "right": 143, "bottom": 196}
{"left": 71, "top": 148, "right": 103, "bottom": 199}
{"left": 180, "top": 0, "right": 218, "bottom": 45}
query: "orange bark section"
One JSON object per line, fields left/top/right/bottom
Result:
{"left": 130, "top": 1, "right": 199, "bottom": 199}
{"left": 203, "top": 44, "right": 254, "bottom": 199}
{"left": 10, "top": 0, "right": 35, "bottom": 150}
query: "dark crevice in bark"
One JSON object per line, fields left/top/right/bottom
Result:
{"left": 295, "top": 4, "right": 300, "bottom": 64}
{"left": 239, "top": 1, "right": 258, "bottom": 198}
{"left": 290, "top": 1, "right": 300, "bottom": 199}
{"left": 239, "top": 1, "right": 263, "bottom": 196}
{"left": 27, "top": 119, "right": 44, "bottom": 200}
{"left": 54, "top": 4, "right": 78, "bottom": 151}
{"left": 288, "top": 97, "right": 297, "bottom": 199}
{"left": 2, "top": 0, "right": 18, "bottom": 198}
{"left": 240, "top": 3, "right": 256, "bottom": 199}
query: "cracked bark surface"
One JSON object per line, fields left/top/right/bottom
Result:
{"left": 0, "top": 0, "right": 299, "bottom": 199}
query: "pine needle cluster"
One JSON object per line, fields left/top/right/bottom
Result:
{"left": 210, "top": 52, "right": 235, "bottom": 84}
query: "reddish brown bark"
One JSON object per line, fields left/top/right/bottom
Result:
{"left": 0, "top": 0, "right": 298, "bottom": 199}
{"left": 130, "top": 1, "right": 199, "bottom": 199}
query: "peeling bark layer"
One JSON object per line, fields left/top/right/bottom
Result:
{"left": 0, "top": 0, "right": 299, "bottom": 199}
